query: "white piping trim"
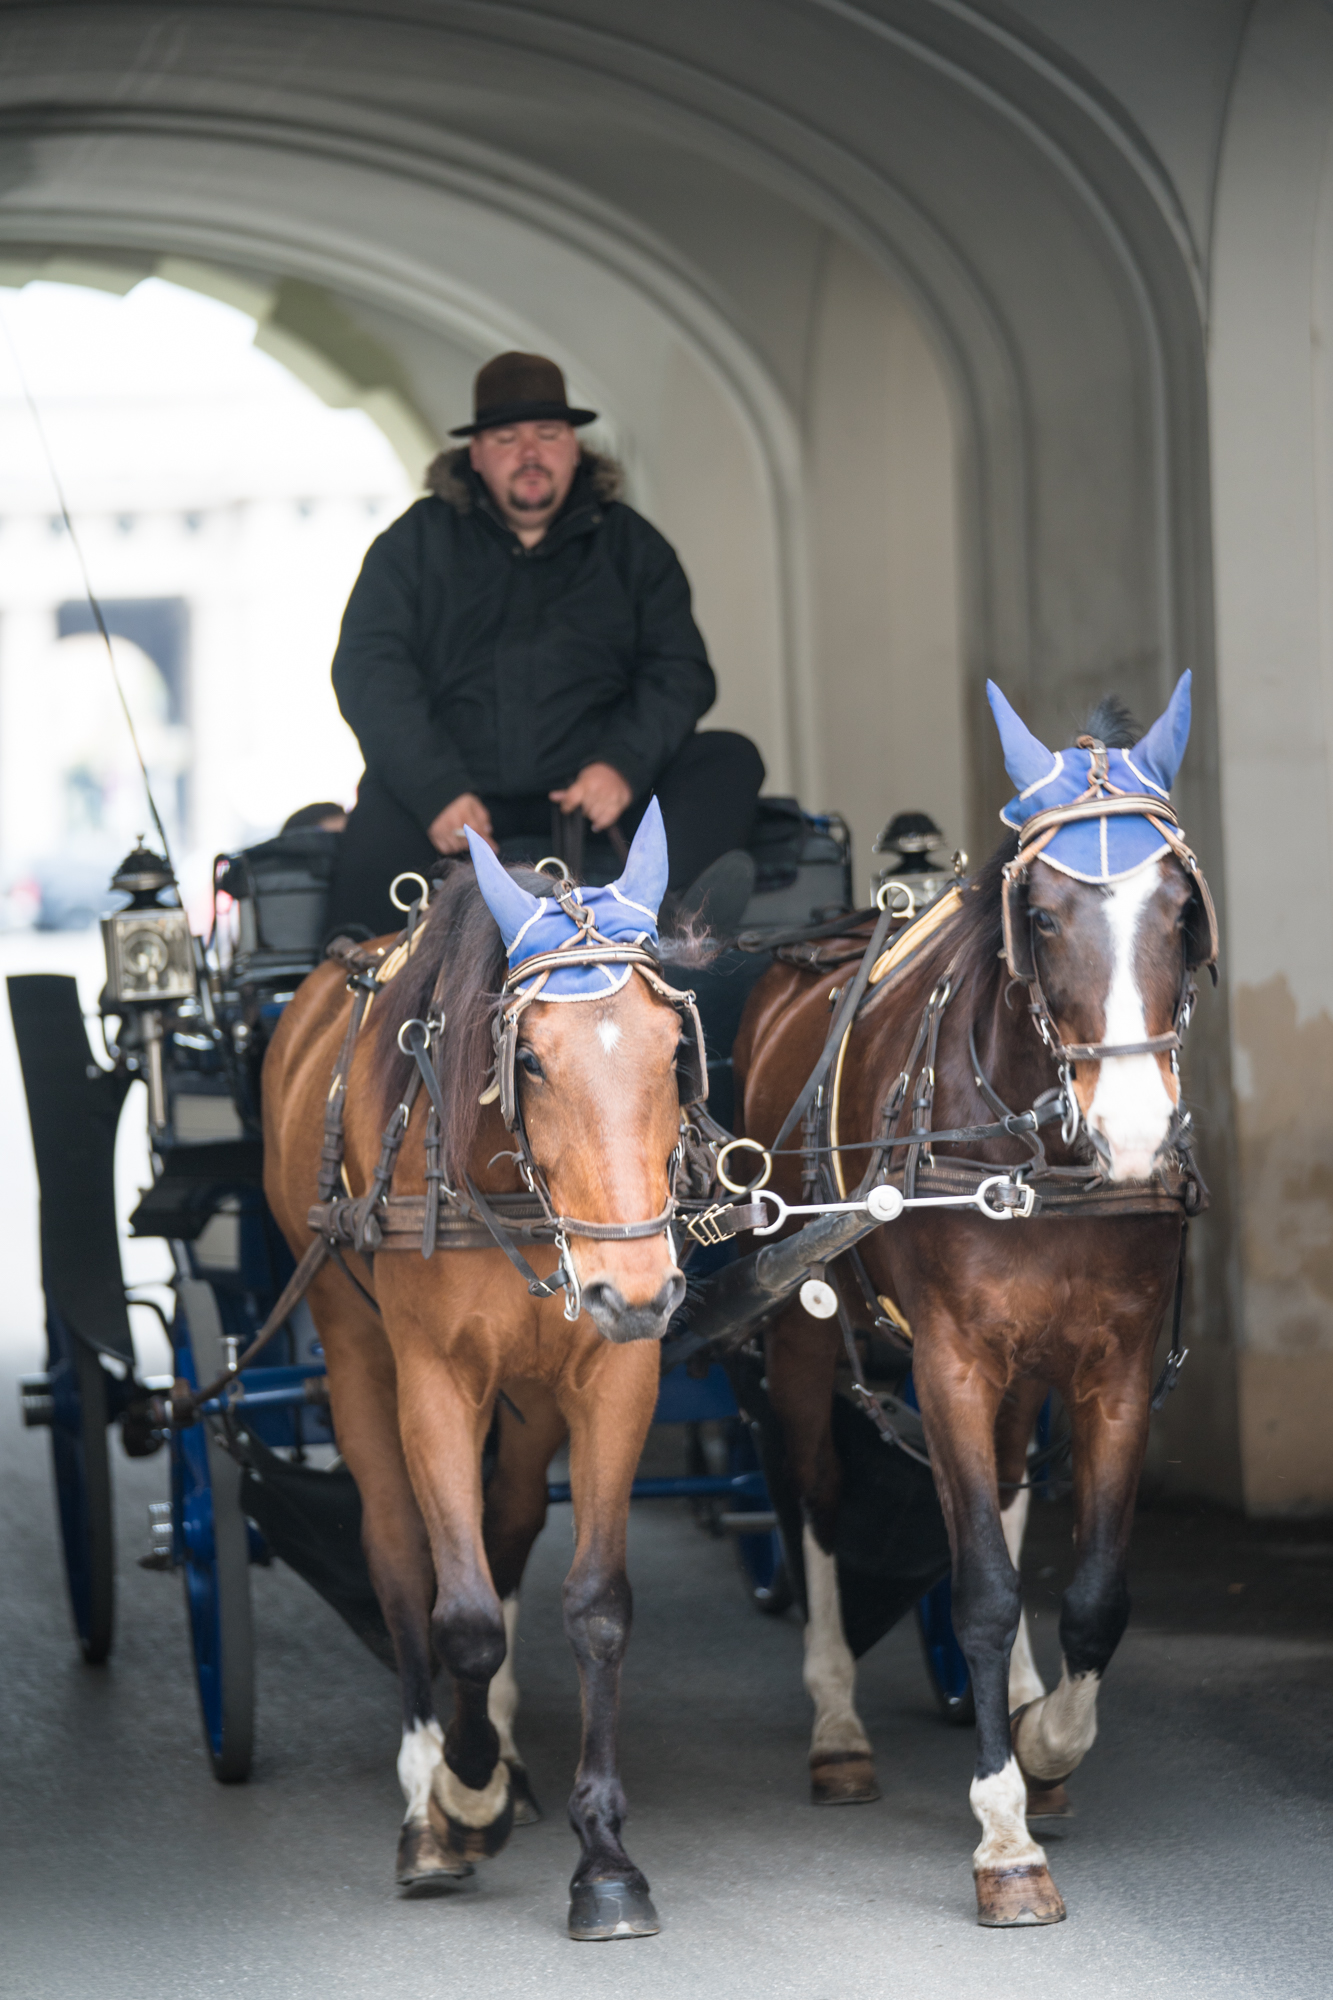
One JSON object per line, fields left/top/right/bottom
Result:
{"left": 505, "top": 904, "right": 546, "bottom": 954}
{"left": 510, "top": 965, "right": 635, "bottom": 1002}
{"left": 1121, "top": 751, "right": 1170, "bottom": 798}
{"left": 1016, "top": 748, "right": 1064, "bottom": 801}
{"left": 1037, "top": 843, "right": 1169, "bottom": 884}
{"left": 607, "top": 884, "right": 662, "bottom": 924}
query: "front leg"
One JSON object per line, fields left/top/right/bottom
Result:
{"left": 913, "top": 1319, "right": 1066, "bottom": 1928}
{"left": 483, "top": 1379, "right": 569, "bottom": 1824}
{"left": 560, "top": 1338, "right": 662, "bottom": 1941}
{"left": 394, "top": 1354, "right": 515, "bottom": 1866}
{"left": 1012, "top": 1357, "right": 1149, "bottom": 1823}
{"left": 995, "top": 1378, "right": 1052, "bottom": 1718}
{"left": 308, "top": 1279, "right": 472, "bottom": 1894}
{"left": 767, "top": 1310, "right": 878, "bottom": 1804}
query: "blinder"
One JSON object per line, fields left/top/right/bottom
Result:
{"left": 488, "top": 968, "right": 709, "bottom": 1137}
{"left": 1000, "top": 866, "right": 1036, "bottom": 985}
{"left": 1182, "top": 871, "right": 1219, "bottom": 976}
{"left": 673, "top": 990, "right": 709, "bottom": 1109}
{"left": 1001, "top": 847, "right": 1218, "bottom": 988}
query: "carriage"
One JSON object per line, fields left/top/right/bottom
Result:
{"left": 10, "top": 800, "right": 978, "bottom": 1785}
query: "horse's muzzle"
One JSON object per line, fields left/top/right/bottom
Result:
{"left": 581, "top": 1272, "right": 686, "bottom": 1344}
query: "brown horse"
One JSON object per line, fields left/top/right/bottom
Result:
{"left": 733, "top": 681, "right": 1213, "bottom": 1926}
{"left": 262, "top": 820, "right": 690, "bottom": 1939}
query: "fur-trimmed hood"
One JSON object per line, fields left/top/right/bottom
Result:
{"left": 423, "top": 445, "right": 623, "bottom": 513}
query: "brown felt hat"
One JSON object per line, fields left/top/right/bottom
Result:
{"left": 450, "top": 351, "right": 598, "bottom": 436}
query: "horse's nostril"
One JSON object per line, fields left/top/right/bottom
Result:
{"left": 582, "top": 1281, "right": 628, "bottom": 1321}
{"left": 582, "top": 1272, "right": 685, "bottom": 1330}
{"left": 653, "top": 1272, "right": 687, "bottom": 1318}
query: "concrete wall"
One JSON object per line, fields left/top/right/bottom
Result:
{"left": 806, "top": 239, "right": 966, "bottom": 883}
{"left": 1210, "top": 0, "right": 1333, "bottom": 1513}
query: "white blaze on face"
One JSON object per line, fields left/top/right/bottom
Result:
{"left": 1085, "top": 865, "right": 1177, "bottom": 1182}
{"left": 596, "top": 1016, "right": 622, "bottom": 1056}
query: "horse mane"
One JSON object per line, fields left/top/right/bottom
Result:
{"left": 1083, "top": 694, "right": 1142, "bottom": 748}
{"left": 368, "top": 859, "right": 547, "bottom": 1185}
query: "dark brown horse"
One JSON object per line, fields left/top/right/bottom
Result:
{"left": 733, "top": 681, "right": 1213, "bottom": 1926}
{"left": 262, "top": 821, "right": 689, "bottom": 1939}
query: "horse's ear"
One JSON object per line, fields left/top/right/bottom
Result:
{"left": 610, "top": 795, "right": 669, "bottom": 918}
{"left": 1132, "top": 672, "right": 1191, "bottom": 792}
{"left": 986, "top": 681, "right": 1057, "bottom": 792}
{"left": 465, "top": 826, "right": 542, "bottom": 949}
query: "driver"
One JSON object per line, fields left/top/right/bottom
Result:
{"left": 326, "top": 350, "right": 764, "bottom": 937}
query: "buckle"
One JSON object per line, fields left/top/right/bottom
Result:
{"left": 976, "top": 1176, "right": 1038, "bottom": 1221}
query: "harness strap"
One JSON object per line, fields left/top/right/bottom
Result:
{"left": 463, "top": 1174, "right": 568, "bottom": 1299}
{"left": 316, "top": 981, "right": 374, "bottom": 1205}
{"left": 769, "top": 900, "right": 898, "bottom": 1162}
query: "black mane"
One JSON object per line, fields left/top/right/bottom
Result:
{"left": 1084, "top": 694, "right": 1142, "bottom": 748}
{"left": 369, "top": 860, "right": 548, "bottom": 1186}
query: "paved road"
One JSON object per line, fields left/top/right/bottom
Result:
{"left": 2, "top": 1361, "right": 1330, "bottom": 2000}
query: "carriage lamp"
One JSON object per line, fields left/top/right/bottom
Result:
{"left": 100, "top": 843, "right": 195, "bottom": 1007}
{"left": 872, "top": 811, "right": 956, "bottom": 916}
{"left": 100, "top": 844, "right": 196, "bottom": 1135}
{"left": 101, "top": 906, "right": 196, "bottom": 1006}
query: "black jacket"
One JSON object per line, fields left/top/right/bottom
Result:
{"left": 331, "top": 453, "right": 715, "bottom": 829}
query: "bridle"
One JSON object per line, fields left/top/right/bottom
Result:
{"left": 456, "top": 871, "right": 712, "bottom": 1317}
{"left": 998, "top": 735, "right": 1219, "bottom": 1149}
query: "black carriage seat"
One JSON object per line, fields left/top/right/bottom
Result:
{"left": 215, "top": 828, "right": 343, "bottom": 984}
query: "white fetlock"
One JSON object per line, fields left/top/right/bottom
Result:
{"left": 1001, "top": 1488, "right": 1046, "bottom": 1710}
{"left": 970, "top": 1756, "right": 1048, "bottom": 1872}
{"left": 1014, "top": 1664, "right": 1099, "bottom": 1782}
{"left": 487, "top": 1594, "right": 522, "bottom": 1765}
{"left": 432, "top": 1757, "right": 511, "bottom": 1829}
{"left": 802, "top": 1525, "right": 872, "bottom": 1760}
{"left": 397, "top": 1718, "right": 445, "bottom": 1823}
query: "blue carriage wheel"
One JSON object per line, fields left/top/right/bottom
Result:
{"left": 47, "top": 1327, "right": 115, "bottom": 1665}
{"left": 174, "top": 1280, "right": 255, "bottom": 1784}
{"left": 916, "top": 1573, "right": 975, "bottom": 1724}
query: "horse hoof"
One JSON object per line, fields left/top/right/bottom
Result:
{"left": 505, "top": 1760, "right": 543, "bottom": 1825}
{"left": 974, "top": 1863, "right": 1067, "bottom": 1927}
{"left": 568, "top": 1879, "right": 661, "bottom": 1941}
{"left": 396, "top": 1819, "right": 475, "bottom": 1894}
{"left": 810, "top": 1753, "right": 881, "bottom": 1805}
{"left": 1025, "top": 1778, "right": 1073, "bottom": 1821}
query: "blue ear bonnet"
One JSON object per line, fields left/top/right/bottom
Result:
{"left": 987, "top": 674, "right": 1192, "bottom": 884}
{"left": 465, "top": 797, "right": 668, "bottom": 1000}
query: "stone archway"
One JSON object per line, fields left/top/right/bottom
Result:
{"left": 0, "top": 0, "right": 1240, "bottom": 1496}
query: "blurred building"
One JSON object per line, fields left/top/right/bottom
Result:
{"left": 0, "top": 280, "right": 412, "bottom": 914}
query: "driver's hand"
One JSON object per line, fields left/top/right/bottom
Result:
{"left": 549, "top": 763, "right": 633, "bottom": 833}
{"left": 428, "top": 792, "right": 495, "bottom": 855}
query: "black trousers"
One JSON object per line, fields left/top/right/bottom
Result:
{"left": 325, "top": 729, "right": 765, "bottom": 940}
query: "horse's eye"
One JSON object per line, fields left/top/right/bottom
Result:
{"left": 516, "top": 1048, "right": 544, "bottom": 1080}
{"left": 1032, "top": 908, "right": 1059, "bottom": 936}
